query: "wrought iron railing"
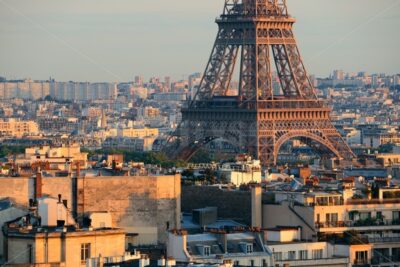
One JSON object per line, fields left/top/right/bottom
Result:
{"left": 315, "top": 219, "right": 400, "bottom": 229}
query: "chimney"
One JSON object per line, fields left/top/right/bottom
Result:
{"left": 35, "top": 169, "right": 43, "bottom": 199}
{"left": 76, "top": 162, "right": 81, "bottom": 178}
{"left": 251, "top": 185, "right": 262, "bottom": 228}
{"left": 216, "top": 232, "right": 228, "bottom": 253}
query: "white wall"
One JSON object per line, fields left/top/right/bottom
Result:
{"left": 167, "top": 233, "right": 189, "bottom": 262}
{"left": 38, "top": 197, "right": 75, "bottom": 226}
{"left": 266, "top": 229, "right": 300, "bottom": 242}
{"left": 269, "top": 242, "right": 329, "bottom": 260}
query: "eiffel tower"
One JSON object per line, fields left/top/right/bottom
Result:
{"left": 166, "top": 0, "right": 355, "bottom": 165}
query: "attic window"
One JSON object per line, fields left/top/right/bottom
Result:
{"left": 204, "top": 246, "right": 211, "bottom": 256}
{"left": 246, "top": 244, "right": 253, "bottom": 254}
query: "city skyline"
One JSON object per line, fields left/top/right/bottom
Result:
{"left": 0, "top": 1, "right": 400, "bottom": 265}
{"left": 1, "top": 0, "right": 400, "bottom": 82}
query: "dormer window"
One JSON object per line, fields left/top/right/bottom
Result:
{"left": 246, "top": 244, "right": 253, "bottom": 254}
{"left": 239, "top": 242, "right": 254, "bottom": 254}
{"left": 204, "top": 246, "right": 211, "bottom": 256}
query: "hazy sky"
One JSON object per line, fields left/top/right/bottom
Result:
{"left": 0, "top": 0, "right": 399, "bottom": 82}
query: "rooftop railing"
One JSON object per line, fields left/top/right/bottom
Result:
{"left": 315, "top": 219, "right": 400, "bottom": 229}
{"left": 346, "top": 198, "right": 400, "bottom": 205}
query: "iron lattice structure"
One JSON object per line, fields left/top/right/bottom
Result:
{"left": 166, "top": 0, "right": 355, "bottom": 165}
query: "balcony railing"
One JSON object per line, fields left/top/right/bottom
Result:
{"left": 310, "top": 199, "right": 345, "bottom": 206}
{"left": 352, "top": 264, "right": 370, "bottom": 267}
{"left": 346, "top": 198, "right": 400, "bottom": 205}
{"left": 315, "top": 219, "right": 400, "bottom": 229}
{"left": 353, "top": 259, "right": 370, "bottom": 266}
{"left": 368, "top": 236, "right": 400, "bottom": 243}
{"left": 274, "top": 257, "right": 349, "bottom": 266}
{"left": 371, "top": 255, "right": 400, "bottom": 264}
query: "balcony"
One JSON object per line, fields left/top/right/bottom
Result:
{"left": 346, "top": 198, "right": 400, "bottom": 205}
{"left": 315, "top": 219, "right": 400, "bottom": 229}
{"left": 275, "top": 257, "right": 349, "bottom": 267}
{"left": 367, "top": 236, "right": 400, "bottom": 243}
{"left": 371, "top": 255, "right": 400, "bottom": 264}
{"left": 353, "top": 260, "right": 370, "bottom": 267}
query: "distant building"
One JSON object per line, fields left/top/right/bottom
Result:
{"left": 100, "top": 109, "right": 107, "bottom": 129}
{"left": 37, "top": 117, "right": 78, "bottom": 133}
{"left": 217, "top": 155, "right": 262, "bottom": 185}
{"left": 82, "top": 107, "right": 102, "bottom": 118}
{"left": 0, "top": 119, "right": 39, "bottom": 137}
{"left": 0, "top": 80, "right": 117, "bottom": 101}
{"left": 0, "top": 80, "right": 50, "bottom": 100}
{"left": 164, "top": 76, "right": 171, "bottom": 92}
{"left": 103, "top": 136, "right": 156, "bottom": 151}
{"left": 189, "top": 73, "right": 202, "bottom": 100}
{"left": 333, "top": 70, "right": 345, "bottom": 80}
{"left": 15, "top": 144, "right": 88, "bottom": 170}
{"left": 376, "top": 153, "right": 400, "bottom": 167}
{"left": 153, "top": 92, "right": 187, "bottom": 102}
{"left": 134, "top": 75, "right": 144, "bottom": 87}
{"left": 361, "top": 127, "right": 400, "bottom": 148}
{"left": 50, "top": 82, "right": 117, "bottom": 101}
{"left": 117, "top": 128, "right": 159, "bottom": 138}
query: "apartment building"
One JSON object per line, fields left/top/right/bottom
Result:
{"left": 266, "top": 227, "right": 371, "bottom": 267}
{"left": 0, "top": 119, "right": 39, "bottom": 137}
{"left": 167, "top": 229, "right": 274, "bottom": 267}
{"left": 263, "top": 188, "right": 400, "bottom": 267}
{"left": 3, "top": 196, "right": 125, "bottom": 267}
{"left": 15, "top": 144, "right": 88, "bottom": 170}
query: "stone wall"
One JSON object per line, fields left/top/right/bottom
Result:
{"left": 0, "top": 177, "right": 33, "bottom": 206}
{"left": 81, "top": 175, "right": 181, "bottom": 244}
{"left": 41, "top": 177, "right": 74, "bottom": 209}
{"left": 0, "top": 174, "right": 181, "bottom": 245}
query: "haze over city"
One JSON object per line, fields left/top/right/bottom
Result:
{"left": 1, "top": 0, "right": 400, "bottom": 81}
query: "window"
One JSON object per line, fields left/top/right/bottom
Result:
{"left": 360, "top": 212, "right": 371, "bottom": 220}
{"left": 234, "top": 260, "right": 239, "bottom": 266}
{"left": 392, "top": 248, "right": 400, "bottom": 261}
{"left": 246, "top": 244, "right": 253, "bottom": 254}
{"left": 326, "top": 213, "right": 338, "bottom": 222}
{"left": 27, "top": 244, "right": 33, "bottom": 263}
{"left": 274, "top": 252, "right": 282, "bottom": 261}
{"left": 349, "top": 211, "right": 358, "bottom": 220}
{"left": 355, "top": 251, "right": 368, "bottom": 264}
{"left": 299, "top": 250, "right": 308, "bottom": 260}
{"left": 203, "top": 246, "right": 211, "bottom": 256}
{"left": 80, "top": 243, "right": 91, "bottom": 262}
{"left": 312, "top": 249, "right": 323, "bottom": 259}
{"left": 288, "top": 251, "right": 296, "bottom": 260}
{"left": 393, "top": 211, "right": 400, "bottom": 221}
{"left": 262, "top": 259, "right": 267, "bottom": 267}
